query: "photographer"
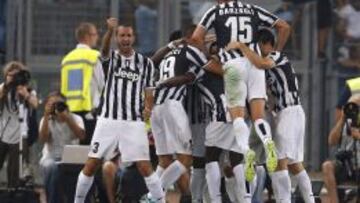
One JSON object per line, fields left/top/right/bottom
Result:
{"left": 335, "top": 77, "right": 360, "bottom": 122}
{"left": 0, "top": 61, "right": 38, "bottom": 188}
{"left": 39, "top": 91, "right": 85, "bottom": 203}
{"left": 322, "top": 95, "right": 360, "bottom": 203}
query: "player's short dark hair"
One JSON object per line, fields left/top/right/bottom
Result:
{"left": 116, "top": 23, "right": 135, "bottom": 35}
{"left": 75, "top": 22, "right": 96, "bottom": 42}
{"left": 169, "top": 30, "right": 183, "bottom": 42}
{"left": 119, "top": 22, "right": 135, "bottom": 29}
{"left": 256, "top": 29, "right": 275, "bottom": 47}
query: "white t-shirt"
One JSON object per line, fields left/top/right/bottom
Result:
{"left": 0, "top": 105, "right": 21, "bottom": 144}
{"left": 40, "top": 113, "right": 84, "bottom": 161}
{"left": 0, "top": 83, "right": 37, "bottom": 144}
{"left": 338, "top": 4, "right": 360, "bottom": 39}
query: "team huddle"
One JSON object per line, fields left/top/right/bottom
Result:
{"left": 74, "top": 0, "right": 315, "bottom": 203}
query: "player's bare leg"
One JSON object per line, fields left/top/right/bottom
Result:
{"left": 176, "top": 154, "right": 192, "bottom": 194}
{"left": 137, "top": 160, "right": 156, "bottom": 176}
{"left": 156, "top": 155, "right": 173, "bottom": 177}
{"left": 159, "top": 154, "right": 191, "bottom": 191}
{"left": 322, "top": 161, "right": 339, "bottom": 203}
{"left": 102, "top": 161, "right": 118, "bottom": 203}
{"left": 137, "top": 160, "right": 166, "bottom": 203}
{"left": 74, "top": 158, "right": 102, "bottom": 203}
{"left": 177, "top": 173, "right": 191, "bottom": 193}
{"left": 289, "top": 163, "right": 315, "bottom": 203}
{"left": 175, "top": 154, "right": 193, "bottom": 203}
{"left": 249, "top": 99, "right": 278, "bottom": 173}
{"left": 82, "top": 158, "right": 102, "bottom": 176}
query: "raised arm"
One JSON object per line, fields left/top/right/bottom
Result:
{"left": 273, "top": 19, "right": 291, "bottom": 51}
{"left": 328, "top": 111, "right": 345, "bottom": 146}
{"left": 253, "top": 5, "right": 291, "bottom": 51}
{"left": 39, "top": 102, "right": 53, "bottom": 143}
{"left": 191, "top": 5, "right": 216, "bottom": 48}
{"left": 101, "top": 18, "right": 118, "bottom": 58}
{"left": 16, "top": 86, "right": 39, "bottom": 109}
{"left": 63, "top": 113, "right": 86, "bottom": 141}
{"left": 226, "top": 42, "right": 275, "bottom": 69}
{"left": 0, "top": 84, "right": 3, "bottom": 99}
{"left": 26, "top": 92, "right": 39, "bottom": 109}
{"left": 191, "top": 26, "right": 208, "bottom": 49}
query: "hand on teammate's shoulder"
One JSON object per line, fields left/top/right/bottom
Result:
{"left": 225, "top": 41, "right": 242, "bottom": 51}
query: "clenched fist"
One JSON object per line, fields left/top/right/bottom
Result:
{"left": 106, "top": 17, "right": 118, "bottom": 31}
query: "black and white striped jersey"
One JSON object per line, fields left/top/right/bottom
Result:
{"left": 265, "top": 51, "right": 300, "bottom": 112}
{"left": 198, "top": 72, "right": 232, "bottom": 123}
{"left": 98, "top": 50, "right": 155, "bottom": 121}
{"left": 199, "top": 1, "right": 279, "bottom": 48}
{"left": 216, "top": 43, "right": 260, "bottom": 64}
{"left": 154, "top": 44, "right": 207, "bottom": 105}
{"left": 183, "top": 84, "right": 211, "bottom": 125}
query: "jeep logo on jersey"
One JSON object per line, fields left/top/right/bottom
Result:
{"left": 114, "top": 69, "right": 140, "bottom": 81}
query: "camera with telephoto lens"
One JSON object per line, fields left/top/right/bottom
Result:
{"left": 335, "top": 149, "right": 355, "bottom": 179}
{"left": 51, "top": 101, "right": 68, "bottom": 115}
{"left": 343, "top": 102, "right": 359, "bottom": 128}
{"left": 335, "top": 150, "right": 353, "bottom": 161}
{"left": 9, "top": 69, "right": 31, "bottom": 88}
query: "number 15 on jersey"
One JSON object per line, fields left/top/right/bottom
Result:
{"left": 225, "top": 16, "right": 253, "bottom": 43}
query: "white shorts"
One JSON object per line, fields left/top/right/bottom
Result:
{"left": 274, "top": 105, "right": 305, "bottom": 164}
{"left": 205, "top": 122, "right": 244, "bottom": 154}
{"left": 191, "top": 123, "right": 207, "bottom": 157}
{"left": 223, "top": 57, "right": 267, "bottom": 108}
{"left": 151, "top": 100, "right": 192, "bottom": 155}
{"left": 88, "top": 118, "right": 150, "bottom": 162}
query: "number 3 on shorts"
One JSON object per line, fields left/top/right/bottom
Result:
{"left": 92, "top": 142, "right": 100, "bottom": 153}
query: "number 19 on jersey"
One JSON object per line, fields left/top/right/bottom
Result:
{"left": 159, "top": 56, "right": 176, "bottom": 82}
